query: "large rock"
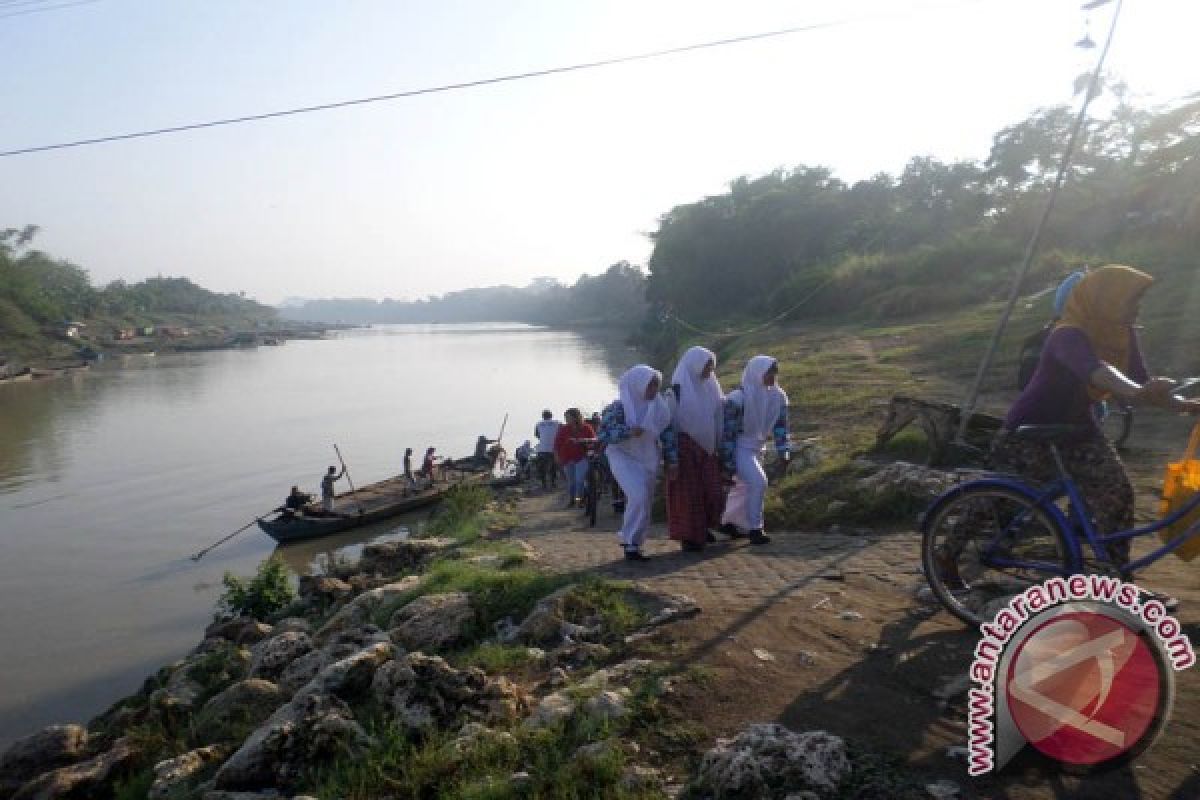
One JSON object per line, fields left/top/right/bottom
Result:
{"left": 313, "top": 579, "right": 421, "bottom": 645}
{"left": 249, "top": 632, "right": 313, "bottom": 681}
{"left": 205, "top": 617, "right": 274, "bottom": 646}
{"left": 296, "top": 575, "right": 353, "bottom": 605}
{"left": 12, "top": 738, "right": 137, "bottom": 800}
{"left": 371, "top": 653, "right": 529, "bottom": 734}
{"left": 357, "top": 538, "right": 455, "bottom": 576}
{"left": 149, "top": 745, "right": 230, "bottom": 800}
{"left": 693, "top": 724, "right": 849, "bottom": 798}
{"left": 295, "top": 642, "right": 395, "bottom": 703}
{"left": 194, "top": 680, "right": 286, "bottom": 743}
{"left": 0, "top": 725, "right": 88, "bottom": 794}
{"left": 855, "top": 462, "right": 981, "bottom": 506}
{"left": 277, "top": 625, "right": 393, "bottom": 694}
{"left": 515, "top": 586, "right": 576, "bottom": 645}
{"left": 525, "top": 691, "right": 575, "bottom": 729}
{"left": 387, "top": 592, "right": 474, "bottom": 651}
{"left": 214, "top": 693, "right": 370, "bottom": 791}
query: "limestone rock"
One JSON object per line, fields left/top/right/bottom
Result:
{"left": 358, "top": 538, "right": 455, "bottom": 576}
{"left": 205, "top": 617, "right": 274, "bottom": 645}
{"left": 371, "top": 653, "right": 529, "bottom": 734}
{"left": 313, "top": 579, "right": 420, "bottom": 645}
{"left": 297, "top": 575, "right": 352, "bottom": 604}
{"left": 515, "top": 586, "right": 575, "bottom": 644}
{"left": 149, "top": 745, "right": 230, "bottom": 799}
{"left": 693, "top": 724, "right": 849, "bottom": 797}
{"left": 272, "top": 618, "right": 312, "bottom": 636}
{"left": 295, "top": 642, "right": 395, "bottom": 703}
{"left": 195, "top": 680, "right": 286, "bottom": 743}
{"left": 387, "top": 592, "right": 474, "bottom": 651}
{"left": 214, "top": 693, "right": 370, "bottom": 790}
{"left": 0, "top": 725, "right": 88, "bottom": 792}
{"left": 249, "top": 633, "right": 313, "bottom": 681}
{"left": 12, "top": 738, "right": 137, "bottom": 800}
{"left": 584, "top": 689, "right": 631, "bottom": 722}
{"left": 620, "top": 766, "right": 664, "bottom": 792}
{"left": 525, "top": 691, "right": 575, "bottom": 729}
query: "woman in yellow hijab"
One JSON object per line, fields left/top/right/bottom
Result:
{"left": 937, "top": 265, "right": 1199, "bottom": 597}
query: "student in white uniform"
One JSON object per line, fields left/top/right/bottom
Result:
{"left": 718, "top": 356, "right": 790, "bottom": 545}
{"left": 597, "top": 365, "right": 678, "bottom": 561}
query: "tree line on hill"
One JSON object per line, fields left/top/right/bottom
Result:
{"left": 645, "top": 86, "right": 1200, "bottom": 327}
{"left": 0, "top": 226, "right": 274, "bottom": 350}
{"left": 283, "top": 261, "right": 648, "bottom": 327}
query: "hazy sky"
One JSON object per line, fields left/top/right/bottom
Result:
{"left": 1, "top": 0, "right": 1196, "bottom": 305}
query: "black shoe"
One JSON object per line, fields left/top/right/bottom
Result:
{"left": 718, "top": 523, "right": 747, "bottom": 539}
{"left": 681, "top": 541, "right": 704, "bottom": 553}
{"left": 747, "top": 530, "right": 771, "bottom": 545}
{"left": 624, "top": 549, "right": 650, "bottom": 561}
{"left": 706, "top": 531, "right": 717, "bottom": 544}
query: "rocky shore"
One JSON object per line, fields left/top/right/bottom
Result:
{"left": 0, "top": 481, "right": 960, "bottom": 800}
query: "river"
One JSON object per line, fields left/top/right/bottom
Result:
{"left": 0, "top": 323, "right": 631, "bottom": 748}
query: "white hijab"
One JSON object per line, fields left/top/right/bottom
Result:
{"left": 670, "top": 346, "right": 724, "bottom": 453}
{"left": 740, "top": 355, "right": 787, "bottom": 442}
{"left": 617, "top": 364, "right": 670, "bottom": 436}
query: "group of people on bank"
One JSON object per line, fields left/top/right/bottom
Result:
{"left": 525, "top": 348, "right": 791, "bottom": 562}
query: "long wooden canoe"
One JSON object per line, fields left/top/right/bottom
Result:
{"left": 257, "top": 471, "right": 509, "bottom": 544}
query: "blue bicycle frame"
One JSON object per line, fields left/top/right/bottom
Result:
{"left": 932, "top": 470, "right": 1200, "bottom": 577}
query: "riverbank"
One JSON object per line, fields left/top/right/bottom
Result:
{"left": 0, "top": 312, "right": 347, "bottom": 383}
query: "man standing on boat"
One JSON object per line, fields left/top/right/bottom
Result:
{"left": 534, "top": 410, "right": 560, "bottom": 490}
{"left": 320, "top": 465, "right": 345, "bottom": 514}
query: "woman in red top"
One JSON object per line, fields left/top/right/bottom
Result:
{"left": 554, "top": 408, "right": 595, "bottom": 508}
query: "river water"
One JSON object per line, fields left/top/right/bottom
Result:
{"left": 0, "top": 324, "right": 631, "bottom": 748}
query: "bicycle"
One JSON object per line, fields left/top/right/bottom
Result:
{"left": 922, "top": 407, "right": 1200, "bottom": 627}
{"left": 576, "top": 438, "right": 621, "bottom": 527}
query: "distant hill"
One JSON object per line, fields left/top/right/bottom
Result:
{"left": 281, "top": 262, "right": 647, "bottom": 328}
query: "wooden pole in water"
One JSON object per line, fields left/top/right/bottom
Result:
{"left": 190, "top": 514, "right": 269, "bottom": 561}
{"left": 333, "top": 443, "right": 365, "bottom": 514}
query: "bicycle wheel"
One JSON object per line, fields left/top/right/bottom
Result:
{"left": 585, "top": 460, "right": 599, "bottom": 527}
{"left": 922, "top": 486, "right": 1072, "bottom": 627}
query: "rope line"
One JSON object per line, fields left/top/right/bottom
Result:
{"left": 665, "top": 272, "right": 839, "bottom": 339}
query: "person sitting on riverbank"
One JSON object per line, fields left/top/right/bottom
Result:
{"left": 320, "top": 466, "right": 345, "bottom": 514}
{"left": 515, "top": 440, "right": 533, "bottom": 479}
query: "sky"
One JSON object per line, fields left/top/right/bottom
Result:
{"left": 1, "top": 0, "right": 1197, "bottom": 305}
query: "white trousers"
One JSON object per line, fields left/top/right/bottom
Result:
{"left": 721, "top": 446, "right": 768, "bottom": 531}
{"left": 606, "top": 448, "right": 658, "bottom": 550}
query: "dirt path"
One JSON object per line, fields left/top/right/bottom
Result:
{"left": 513, "top": 482, "right": 1200, "bottom": 799}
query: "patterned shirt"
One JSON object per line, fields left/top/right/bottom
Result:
{"left": 597, "top": 400, "right": 679, "bottom": 466}
{"left": 719, "top": 388, "right": 790, "bottom": 473}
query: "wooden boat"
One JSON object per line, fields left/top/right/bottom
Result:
{"left": 258, "top": 469, "right": 514, "bottom": 544}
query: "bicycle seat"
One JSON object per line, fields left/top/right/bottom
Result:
{"left": 1011, "top": 424, "right": 1091, "bottom": 442}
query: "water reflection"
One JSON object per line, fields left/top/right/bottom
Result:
{"left": 0, "top": 324, "right": 629, "bottom": 748}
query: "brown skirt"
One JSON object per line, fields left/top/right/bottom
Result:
{"left": 667, "top": 433, "right": 726, "bottom": 545}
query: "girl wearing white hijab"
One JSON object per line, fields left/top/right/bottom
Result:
{"left": 598, "top": 364, "right": 677, "bottom": 560}
{"left": 718, "top": 355, "right": 790, "bottom": 544}
{"left": 665, "top": 346, "right": 726, "bottom": 552}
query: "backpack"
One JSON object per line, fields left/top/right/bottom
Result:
{"left": 1017, "top": 323, "right": 1054, "bottom": 391}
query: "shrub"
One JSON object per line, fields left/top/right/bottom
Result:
{"left": 218, "top": 558, "right": 295, "bottom": 620}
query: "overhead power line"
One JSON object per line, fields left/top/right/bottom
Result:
{"left": 0, "top": 0, "right": 101, "bottom": 20}
{"left": 0, "top": 14, "right": 886, "bottom": 158}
